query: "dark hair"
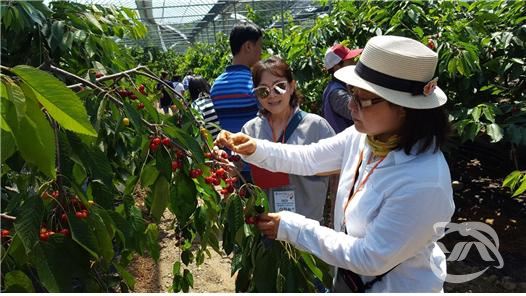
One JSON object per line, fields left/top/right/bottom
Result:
{"left": 172, "top": 75, "right": 182, "bottom": 81}
{"left": 188, "top": 76, "right": 210, "bottom": 100}
{"left": 229, "top": 22, "right": 262, "bottom": 56}
{"left": 160, "top": 71, "right": 168, "bottom": 79}
{"left": 252, "top": 56, "right": 303, "bottom": 116}
{"left": 397, "top": 106, "right": 451, "bottom": 155}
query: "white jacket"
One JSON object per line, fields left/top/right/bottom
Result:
{"left": 243, "top": 126, "right": 455, "bottom": 292}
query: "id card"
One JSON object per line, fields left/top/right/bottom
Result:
{"left": 270, "top": 187, "right": 296, "bottom": 213}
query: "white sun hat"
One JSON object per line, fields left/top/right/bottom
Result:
{"left": 334, "top": 35, "right": 447, "bottom": 109}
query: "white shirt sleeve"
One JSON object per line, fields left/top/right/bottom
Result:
{"left": 242, "top": 127, "right": 354, "bottom": 176}
{"left": 277, "top": 184, "right": 453, "bottom": 276}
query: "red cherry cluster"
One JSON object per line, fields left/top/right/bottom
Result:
{"left": 70, "top": 197, "right": 90, "bottom": 220}
{"left": 149, "top": 137, "right": 171, "bottom": 152}
{"left": 42, "top": 190, "right": 60, "bottom": 200}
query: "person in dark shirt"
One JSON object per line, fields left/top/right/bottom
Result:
{"left": 322, "top": 44, "right": 362, "bottom": 134}
{"left": 157, "top": 71, "right": 173, "bottom": 114}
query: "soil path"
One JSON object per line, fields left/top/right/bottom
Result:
{"left": 129, "top": 211, "right": 236, "bottom": 293}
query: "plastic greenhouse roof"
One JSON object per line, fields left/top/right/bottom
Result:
{"left": 45, "top": 0, "right": 328, "bottom": 53}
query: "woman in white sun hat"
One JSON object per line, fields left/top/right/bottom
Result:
{"left": 215, "top": 35, "right": 455, "bottom": 292}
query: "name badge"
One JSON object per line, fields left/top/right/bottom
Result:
{"left": 271, "top": 187, "right": 296, "bottom": 213}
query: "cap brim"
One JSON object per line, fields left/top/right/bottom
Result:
{"left": 342, "top": 48, "right": 363, "bottom": 61}
{"left": 335, "top": 66, "right": 447, "bottom": 109}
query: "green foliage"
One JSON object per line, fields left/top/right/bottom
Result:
{"left": 503, "top": 170, "right": 526, "bottom": 197}
{"left": 2, "top": 0, "right": 525, "bottom": 293}
{"left": 1, "top": 1, "right": 146, "bottom": 73}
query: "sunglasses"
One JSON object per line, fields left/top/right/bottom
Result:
{"left": 347, "top": 85, "right": 385, "bottom": 110}
{"left": 253, "top": 81, "right": 288, "bottom": 99}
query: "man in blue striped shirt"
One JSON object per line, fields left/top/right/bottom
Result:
{"left": 210, "top": 22, "right": 262, "bottom": 182}
{"left": 210, "top": 22, "right": 262, "bottom": 134}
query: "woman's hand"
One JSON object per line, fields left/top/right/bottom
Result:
{"left": 214, "top": 130, "right": 257, "bottom": 155}
{"left": 256, "top": 213, "right": 281, "bottom": 240}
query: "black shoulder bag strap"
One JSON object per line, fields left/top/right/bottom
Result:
{"left": 279, "top": 110, "right": 307, "bottom": 143}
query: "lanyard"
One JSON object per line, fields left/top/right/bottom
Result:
{"left": 341, "top": 149, "right": 385, "bottom": 229}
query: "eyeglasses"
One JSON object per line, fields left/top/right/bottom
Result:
{"left": 253, "top": 81, "right": 288, "bottom": 99}
{"left": 347, "top": 85, "right": 385, "bottom": 110}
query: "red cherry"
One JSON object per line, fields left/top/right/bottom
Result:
{"left": 51, "top": 190, "right": 59, "bottom": 198}
{"left": 150, "top": 142, "right": 159, "bottom": 152}
{"left": 151, "top": 138, "right": 161, "bottom": 146}
{"left": 40, "top": 227, "right": 47, "bottom": 234}
{"left": 75, "top": 211, "right": 84, "bottom": 219}
{"left": 81, "top": 210, "right": 89, "bottom": 218}
{"left": 59, "top": 229, "right": 70, "bottom": 236}
{"left": 204, "top": 152, "right": 213, "bottom": 159}
{"left": 137, "top": 102, "right": 144, "bottom": 110}
{"left": 95, "top": 72, "right": 103, "bottom": 78}
{"left": 118, "top": 90, "right": 129, "bottom": 97}
{"left": 215, "top": 168, "right": 225, "bottom": 178}
{"left": 161, "top": 137, "right": 171, "bottom": 146}
{"left": 220, "top": 188, "right": 229, "bottom": 196}
{"left": 61, "top": 213, "right": 68, "bottom": 222}
{"left": 39, "top": 232, "right": 49, "bottom": 241}
{"left": 138, "top": 84, "right": 146, "bottom": 95}
{"left": 1, "top": 229, "right": 10, "bottom": 237}
{"left": 190, "top": 169, "right": 202, "bottom": 178}
{"left": 176, "top": 150, "right": 185, "bottom": 159}
{"left": 225, "top": 184, "right": 235, "bottom": 193}
{"left": 245, "top": 216, "right": 256, "bottom": 225}
{"left": 130, "top": 94, "right": 138, "bottom": 100}
{"left": 171, "top": 160, "right": 179, "bottom": 171}
{"left": 226, "top": 177, "right": 238, "bottom": 185}
{"left": 212, "top": 178, "right": 221, "bottom": 186}
{"left": 221, "top": 151, "right": 229, "bottom": 159}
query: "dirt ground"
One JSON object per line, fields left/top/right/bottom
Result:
{"left": 128, "top": 141, "right": 526, "bottom": 293}
{"left": 128, "top": 212, "right": 235, "bottom": 293}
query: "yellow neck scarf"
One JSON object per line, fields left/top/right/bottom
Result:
{"left": 366, "top": 134, "right": 400, "bottom": 157}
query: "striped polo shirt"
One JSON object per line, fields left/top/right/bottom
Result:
{"left": 210, "top": 65, "right": 259, "bottom": 133}
{"left": 191, "top": 96, "right": 221, "bottom": 138}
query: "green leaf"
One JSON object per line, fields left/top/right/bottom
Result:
{"left": 145, "top": 223, "right": 160, "bottom": 261}
{"left": 29, "top": 244, "right": 61, "bottom": 292}
{"left": 13, "top": 195, "right": 44, "bottom": 254}
{"left": 300, "top": 252, "right": 323, "bottom": 281}
{"left": 482, "top": 106, "right": 495, "bottom": 122}
{"left": 163, "top": 125, "right": 204, "bottom": 163}
{"left": 169, "top": 172, "right": 197, "bottom": 223}
{"left": 113, "top": 262, "right": 135, "bottom": 290}
{"left": 1, "top": 129, "right": 16, "bottom": 162}
{"left": 11, "top": 66, "right": 96, "bottom": 137}
{"left": 1, "top": 76, "right": 26, "bottom": 121}
{"left": 150, "top": 175, "right": 170, "bottom": 223}
{"left": 503, "top": 170, "right": 521, "bottom": 188}
{"left": 471, "top": 106, "right": 481, "bottom": 122}
{"left": 68, "top": 213, "right": 100, "bottom": 259}
{"left": 512, "top": 177, "right": 526, "bottom": 197}
{"left": 4, "top": 270, "right": 35, "bottom": 292}
{"left": 90, "top": 210, "right": 115, "bottom": 267}
{"left": 4, "top": 93, "right": 56, "bottom": 178}
{"left": 486, "top": 123, "right": 503, "bottom": 143}
{"left": 84, "top": 12, "right": 103, "bottom": 33}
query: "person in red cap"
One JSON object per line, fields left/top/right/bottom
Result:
{"left": 322, "top": 44, "right": 363, "bottom": 133}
